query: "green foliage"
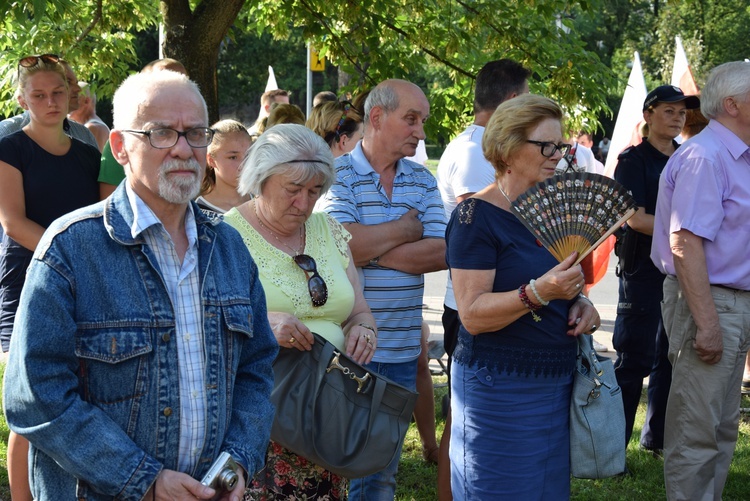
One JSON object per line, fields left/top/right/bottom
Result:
{"left": 244, "top": 0, "right": 616, "bottom": 141}
{"left": 2, "top": 0, "right": 616, "bottom": 142}
{"left": 0, "top": 0, "right": 157, "bottom": 119}
{"left": 570, "top": 0, "right": 750, "bottom": 137}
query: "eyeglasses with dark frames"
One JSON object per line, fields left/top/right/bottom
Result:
{"left": 293, "top": 254, "right": 328, "bottom": 307}
{"left": 122, "top": 127, "right": 215, "bottom": 149}
{"left": 526, "top": 140, "right": 572, "bottom": 158}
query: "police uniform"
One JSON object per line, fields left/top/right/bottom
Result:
{"left": 612, "top": 139, "right": 677, "bottom": 451}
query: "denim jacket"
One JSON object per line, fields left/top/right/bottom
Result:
{"left": 3, "top": 184, "right": 278, "bottom": 500}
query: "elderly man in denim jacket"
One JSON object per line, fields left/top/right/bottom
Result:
{"left": 3, "top": 70, "right": 277, "bottom": 501}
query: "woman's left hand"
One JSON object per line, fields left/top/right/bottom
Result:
{"left": 567, "top": 296, "right": 601, "bottom": 337}
{"left": 345, "top": 324, "right": 377, "bottom": 365}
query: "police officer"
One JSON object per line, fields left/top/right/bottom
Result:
{"left": 613, "top": 85, "right": 700, "bottom": 453}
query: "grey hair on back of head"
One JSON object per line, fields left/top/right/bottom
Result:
{"left": 238, "top": 124, "right": 335, "bottom": 197}
{"left": 700, "top": 61, "right": 750, "bottom": 120}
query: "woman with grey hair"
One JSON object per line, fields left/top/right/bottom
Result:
{"left": 223, "top": 124, "right": 377, "bottom": 500}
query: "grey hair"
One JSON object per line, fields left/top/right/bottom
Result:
{"left": 700, "top": 61, "right": 750, "bottom": 120}
{"left": 364, "top": 81, "right": 401, "bottom": 124}
{"left": 112, "top": 70, "right": 206, "bottom": 130}
{"left": 238, "top": 124, "right": 335, "bottom": 197}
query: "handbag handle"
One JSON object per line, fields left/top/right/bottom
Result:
{"left": 578, "top": 334, "right": 604, "bottom": 377}
{"left": 310, "top": 338, "right": 389, "bottom": 470}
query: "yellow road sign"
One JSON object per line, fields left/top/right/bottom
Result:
{"left": 310, "top": 47, "right": 325, "bottom": 72}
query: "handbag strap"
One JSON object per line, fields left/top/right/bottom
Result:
{"left": 310, "top": 335, "right": 388, "bottom": 470}
{"left": 578, "top": 334, "right": 604, "bottom": 377}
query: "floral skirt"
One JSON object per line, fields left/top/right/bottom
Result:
{"left": 244, "top": 440, "right": 347, "bottom": 500}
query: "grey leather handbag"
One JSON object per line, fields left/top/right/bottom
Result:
{"left": 270, "top": 332, "right": 419, "bottom": 478}
{"left": 570, "top": 334, "right": 627, "bottom": 479}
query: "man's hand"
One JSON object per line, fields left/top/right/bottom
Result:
{"left": 148, "top": 469, "right": 216, "bottom": 500}
{"left": 397, "top": 208, "right": 424, "bottom": 243}
{"left": 694, "top": 323, "right": 723, "bottom": 364}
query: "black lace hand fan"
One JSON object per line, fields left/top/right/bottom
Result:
{"left": 510, "top": 172, "right": 637, "bottom": 265}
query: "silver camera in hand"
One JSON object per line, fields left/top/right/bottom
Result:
{"left": 200, "top": 452, "right": 240, "bottom": 495}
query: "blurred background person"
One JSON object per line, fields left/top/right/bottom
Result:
{"left": 445, "top": 94, "right": 600, "bottom": 499}
{"left": 313, "top": 90, "right": 338, "bottom": 107}
{"left": 249, "top": 88, "right": 290, "bottom": 136}
{"left": 68, "top": 81, "right": 110, "bottom": 151}
{"left": 196, "top": 119, "right": 252, "bottom": 213}
{"left": 266, "top": 102, "right": 306, "bottom": 129}
{"left": 613, "top": 85, "right": 699, "bottom": 453}
{"left": 307, "top": 100, "right": 364, "bottom": 157}
{"left": 0, "top": 53, "right": 100, "bottom": 501}
{"left": 223, "top": 124, "right": 378, "bottom": 500}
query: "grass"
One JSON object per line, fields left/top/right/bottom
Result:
{"left": 1, "top": 366, "right": 748, "bottom": 501}
{"left": 394, "top": 376, "right": 750, "bottom": 501}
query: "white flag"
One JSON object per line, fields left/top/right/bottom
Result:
{"left": 604, "top": 51, "right": 647, "bottom": 177}
{"left": 265, "top": 66, "right": 279, "bottom": 92}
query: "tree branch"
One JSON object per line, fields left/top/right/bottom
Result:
{"left": 70, "top": 0, "right": 102, "bottom": 50}
{"left": 297, "top": 0, "right": 377, "bottom": 85}
{"left": 367, "top": 11, "right": 474, "bottom": 79}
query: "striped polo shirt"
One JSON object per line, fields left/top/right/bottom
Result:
{"left": 317, "top": 142, "right": 446, "bottom": 363}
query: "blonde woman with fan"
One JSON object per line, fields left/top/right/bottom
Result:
{"left": 612, "top": 85, "right": 699, "bottom": 456}
{"left": 445, "top": 93, "right": 600, "bottom": 499}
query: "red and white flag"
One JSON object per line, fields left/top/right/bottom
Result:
{"left": 671, "top": 36, "right": 699, "bottom": 95}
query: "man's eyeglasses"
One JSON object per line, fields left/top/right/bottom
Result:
{"left": 122, "top": 127, "right": 214, "bottom": 149}
{"left": 293, "top": 254, "right": 328, "bottom": 307}
{"left": 19, "top": 54, "right": 60, "bottom": 69}
{"left": 526, "top": 140, "right": 572, "bottom": 158}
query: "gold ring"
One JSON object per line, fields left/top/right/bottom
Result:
{"left": 575, "top": 283, "right": 581, "bottom": 289}
{"left": 364, "top": 333, "right": 371, "bottom": 343}
{"left": 289, "top": 337, "right": 296, "bottom": 344}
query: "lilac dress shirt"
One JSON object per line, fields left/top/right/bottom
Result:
{"left": 651, "top": 120, "right": 750, "bottom": 290}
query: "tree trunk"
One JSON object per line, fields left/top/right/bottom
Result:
{"left": 159, "top": 0, "right": 245, "bottom": 123}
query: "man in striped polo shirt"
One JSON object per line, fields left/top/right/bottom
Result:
{"left": 317, "top": 79, "right": 447, "bottom": 500}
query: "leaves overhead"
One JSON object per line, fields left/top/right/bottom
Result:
{"left": 2, "top": 0, "right": 615, "bottom": 139}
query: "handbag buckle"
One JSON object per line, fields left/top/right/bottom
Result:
{"left": 327, "top": 351, "right": 372, "bottom": 393}
{"left": 589, "top": 377, "right": 603, "bottom": 399}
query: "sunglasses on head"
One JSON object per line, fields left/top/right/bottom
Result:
{"left": 334, "top": 101, "right": 353, "bottom": 137}
{"left": 19, "top": 54, "right": 60, "bottom": 69}
{"left": 293, "top": 254, "right": 328, "bottom": 307}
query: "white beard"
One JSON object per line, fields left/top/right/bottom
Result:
{"left": 158, "top": 158, "right": 202, "bottom": 204}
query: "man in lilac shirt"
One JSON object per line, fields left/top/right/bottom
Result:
{"left": 651, "top": 61, "right": 750, "bottom": 501}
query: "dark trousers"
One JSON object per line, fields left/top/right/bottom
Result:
{"left": 613, "top": 306, "right": 672, "bottom": 448}
{"left": 640, "top": 319, "right": 672, "bottom": 450}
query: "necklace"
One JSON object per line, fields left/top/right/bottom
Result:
{"left": 253, "top": 200, "right": 304, "bottom": 256}
{"left": 497, "top": 182, "right": 513, "bottom": 206}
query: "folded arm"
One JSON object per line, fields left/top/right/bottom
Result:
{"left": 344, "top": 208, "right": 423, "bottom": 266}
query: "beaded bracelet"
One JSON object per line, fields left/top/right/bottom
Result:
{"left": 518, "top": 284, "right": 542, "bottom": 322}
{"left": 529, "top": 279, "right": 550, "bottom": 306}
